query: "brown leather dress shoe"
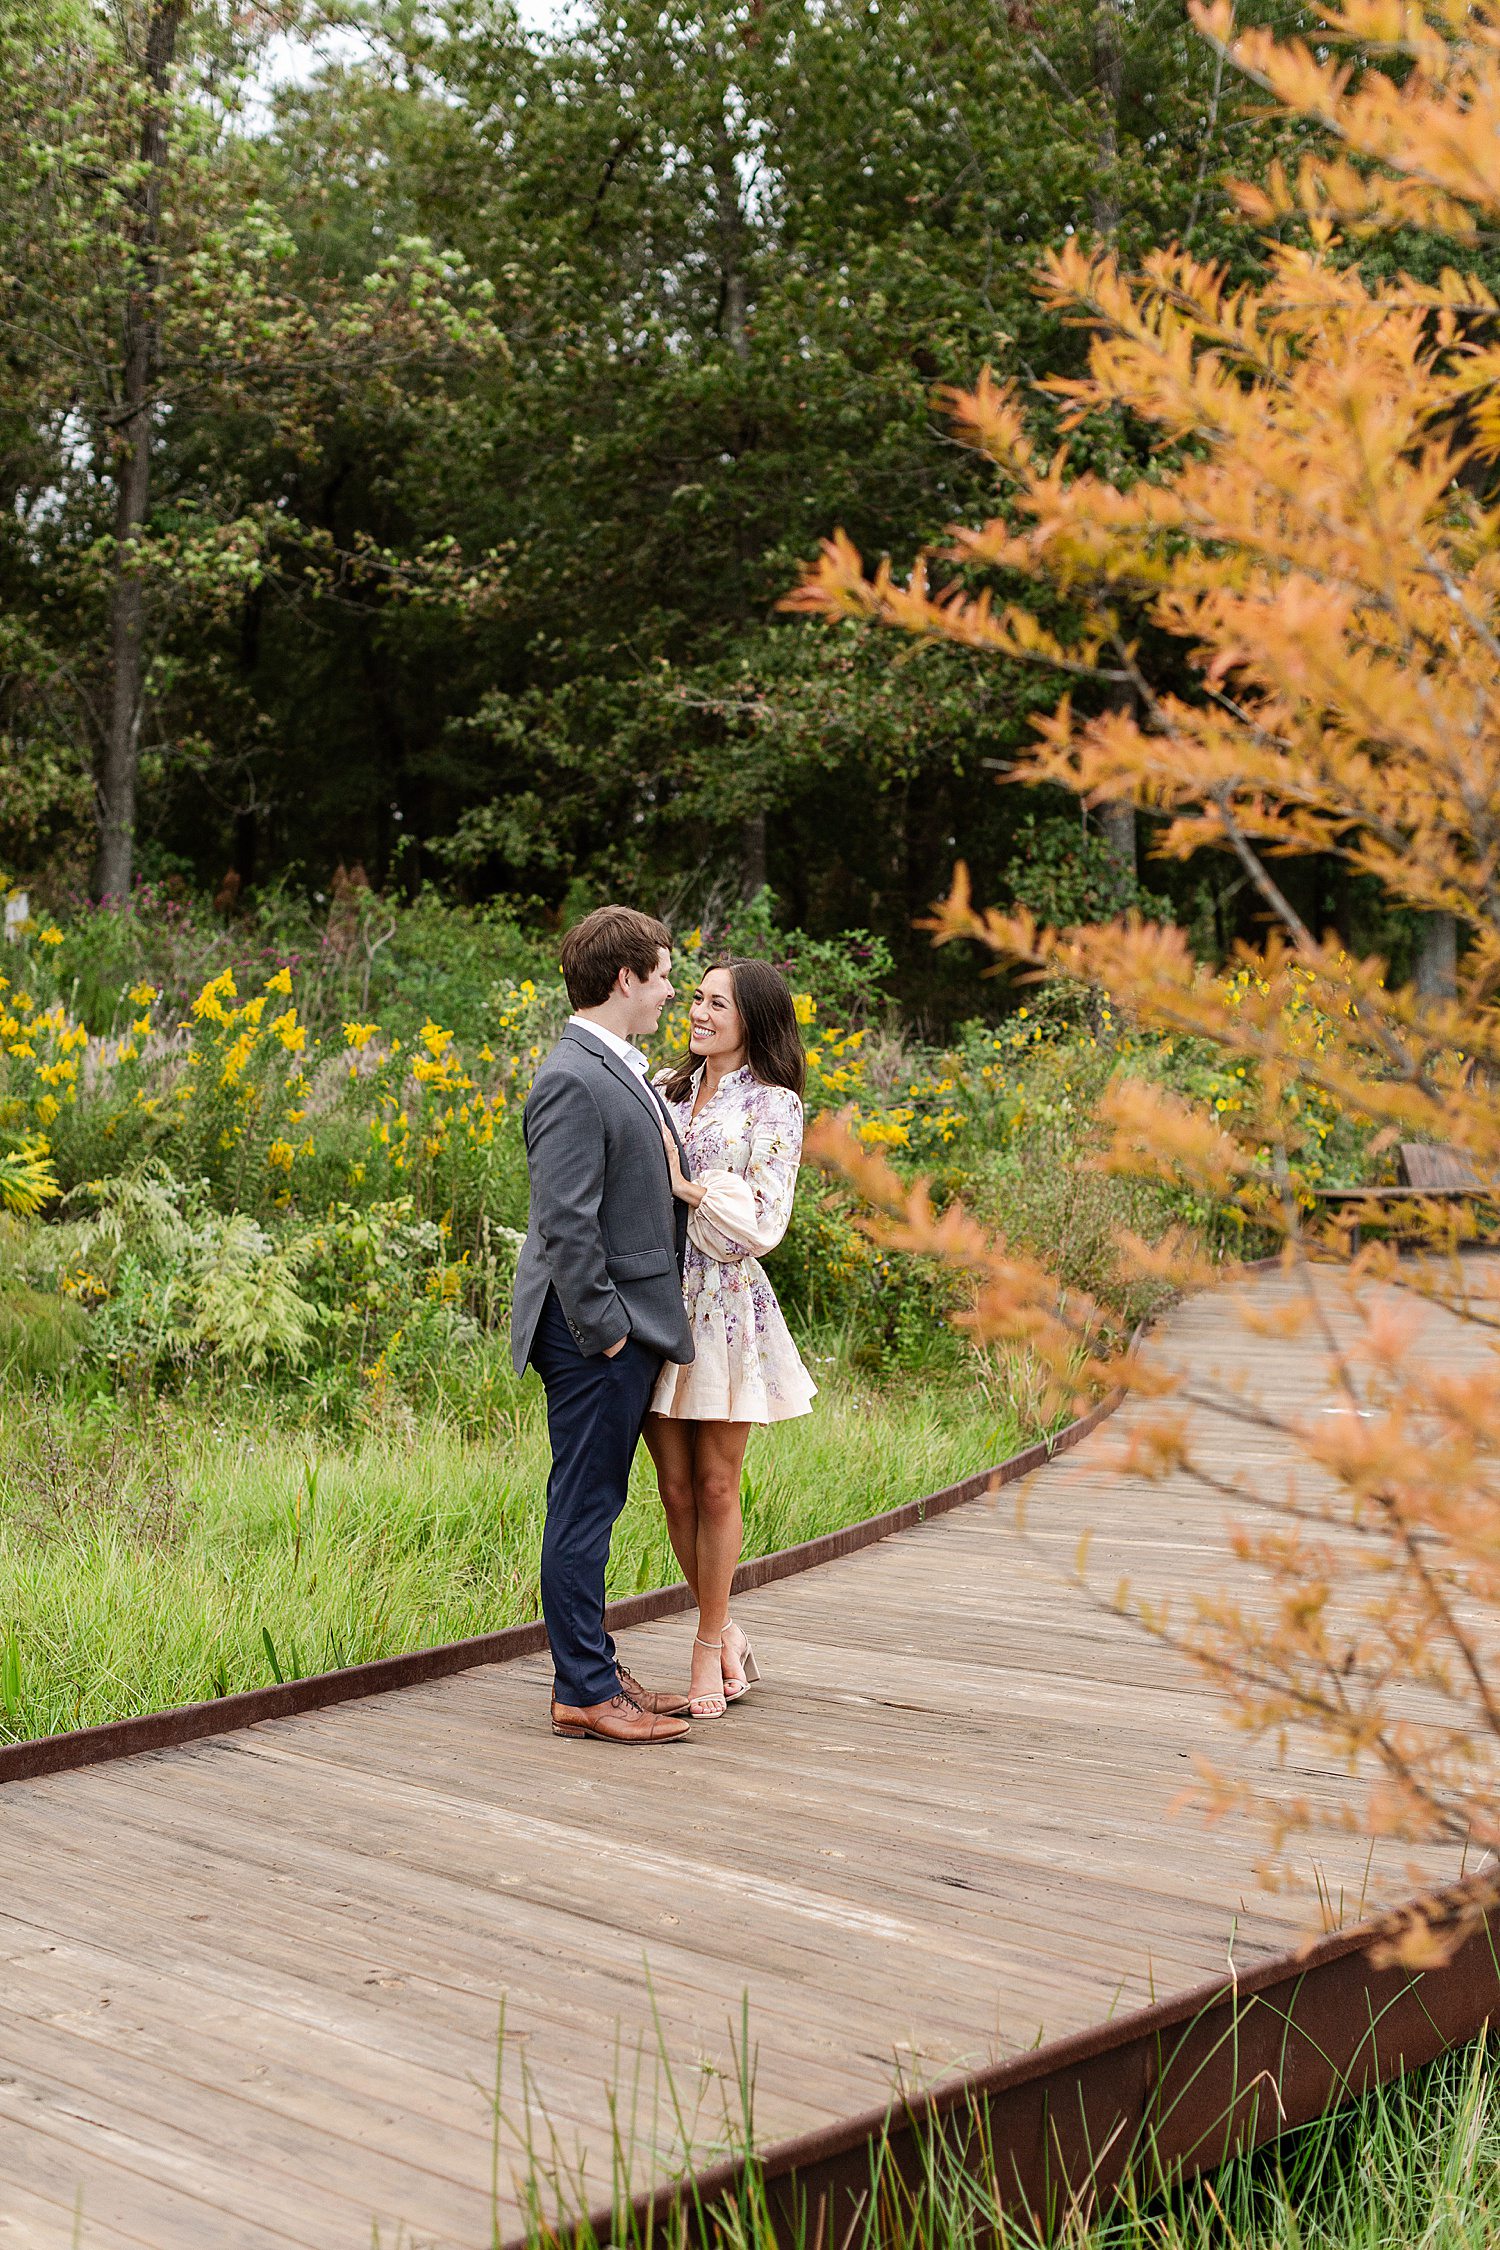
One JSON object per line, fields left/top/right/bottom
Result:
{"left": 616, "top": 1665, "right": 691, "bottom": 1718}
{"left": 550, "top": 1691, "right": 690, "bottom": 1744}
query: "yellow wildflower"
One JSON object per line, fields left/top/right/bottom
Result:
{"left": 38, "top": 926, "right": 63, "bottom": 946}
{"left": 128, "top": 980, "right": 158, "bottom": 1005}
{"left": 343, "top": 1021, "right": 380, "bottom": 1049}
{"left": 792, "top": 993, "right": 816, "bottom": 1026}
{"left": 0, "top": 1135, "right": 60, "bottom": 1214}
{"left": 220, "top": 1031, "right": 255, "bottom": 1087}
{"left": 856, "top": 1113, "right": 912, "bottom": 1148}
{"left": 263, "top": 967, "right": 293, "bottom": 997}
{"left": 413, "top": 1055, "right": 462, "bottom": 1088}
{"left": 269, "top": 1008, "right": 306, "bottom": 1054}
{"left": 266, "top": 1139, "right": 295, "bottom": 1172}
{"left": 191, "top": 969, "right": 237, "bottom": 1025}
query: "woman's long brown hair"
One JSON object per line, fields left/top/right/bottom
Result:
{"left": 659, "top": 958, "right": 806, "bottom": 1104}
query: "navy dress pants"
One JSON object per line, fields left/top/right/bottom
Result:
{"left": 529, "top": 1287, "right": 661, "bottom": 1708}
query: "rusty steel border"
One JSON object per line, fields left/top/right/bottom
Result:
{"left": 0, "top": 1383, "right": 1123, "bottom": 1786}
{"left": 577, "top": 1892, "right": 1500, "bottom": 2249}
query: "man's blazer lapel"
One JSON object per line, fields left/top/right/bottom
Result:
{"left": 561, "top": 1024, "right": 689, "bottom": 1162}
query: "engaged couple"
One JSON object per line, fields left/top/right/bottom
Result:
{"left": 510, "top": 904, "right": 817, "bottom": 1743}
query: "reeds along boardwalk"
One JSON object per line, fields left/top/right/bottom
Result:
{"left": 0, "top": 1261, "right": 1496, "bottom": 2249}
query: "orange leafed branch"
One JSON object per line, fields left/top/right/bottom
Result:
{"left": 789, "top": 0, "right": 1500, "bottom": 1962}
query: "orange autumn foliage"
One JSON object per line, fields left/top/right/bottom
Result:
{"left": 789, "top": 0, "right": 1500, "bottom": 1960}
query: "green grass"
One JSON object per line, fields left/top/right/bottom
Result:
{"left": 0, "top": 1354, "right": 1020, "bottom": 1743}
{"left": 1108, "top": 2036, "right": 1500, "bottom": 2250}
{"left": 887, "top": 2037, "right": 1500, "bottom": 2250}
{"left": 511, "top": 2029, "right": 1500, "bottom": 2250}
{"left": 5, "top": 1345, "right": 1491, "bottom": 2250}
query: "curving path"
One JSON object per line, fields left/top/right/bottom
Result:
{"left": 0, "top": 1259, "right": 1495, "bottom": 2247}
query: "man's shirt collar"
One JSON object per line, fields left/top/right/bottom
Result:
{"left": 568, "top": 1013, "right": 648, "bottom": 1077}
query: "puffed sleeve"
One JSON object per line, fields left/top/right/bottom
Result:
{"left": 688, "top": 1087, "right": 803, "bottom": 1261}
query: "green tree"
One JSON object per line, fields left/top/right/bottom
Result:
{"left": 0, "top": 0, "right": 505, "bottom": 896}
{"left": 3, "top": 0, "right": 1304, "bottom": 996}
{"left": 231, "top": 0, "right": 1277, "bottom": 981}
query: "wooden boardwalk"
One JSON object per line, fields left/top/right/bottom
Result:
{"left": 0, "top": 1260, "right": 1494, "bottom": 2249}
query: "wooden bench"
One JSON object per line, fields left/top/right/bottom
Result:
{"left": 1308, "top": 1142, "right": 1493, "bottom": 1246}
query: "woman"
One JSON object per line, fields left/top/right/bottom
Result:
{"left": 646, "top": 958, "right": 816, "bottom": 1718}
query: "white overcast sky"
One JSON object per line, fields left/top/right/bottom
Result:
{"left": 254, "top": 0, "right": 566, "bottom": 118}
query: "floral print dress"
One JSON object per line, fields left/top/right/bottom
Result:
{"left": 650, "top": 1065, "right": 817, "bottom": 1425}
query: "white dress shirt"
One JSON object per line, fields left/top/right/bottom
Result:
{"left": 568, "top": 1014, "right": 674, "bottom": 1123}
{"left": 567, "top": 1014, "right": 648, "bottom": 1077}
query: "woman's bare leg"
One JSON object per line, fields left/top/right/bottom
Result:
{"left": 687, "top": 1420, "right": 752, "bottom": 1708}
{"left": 643, "top": 1413, "right": 700, "bottom": 1598}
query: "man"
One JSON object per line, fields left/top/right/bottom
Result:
{"left": 511, "top": 905, "right": 696, "bottom": 1744}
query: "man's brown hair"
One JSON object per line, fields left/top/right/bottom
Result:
{"left": 559, "top": 905, "right": 673, "bottom": 1009}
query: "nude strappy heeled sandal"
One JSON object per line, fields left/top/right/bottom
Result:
{"left": 721, "top": 1619, "right": 761, "bottom": 1703}
{"left": 690, "top": 1634, "right": 728, "bottom": 1720}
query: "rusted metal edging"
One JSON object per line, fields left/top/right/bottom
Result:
{"left": 587, "top": 1888, "right": 1500, "bottom": 2249}
{"left": 0, "top": 1379, "right": 1122, "bottom": 1786}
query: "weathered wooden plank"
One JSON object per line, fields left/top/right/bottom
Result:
{"left": 17, "top": 1704, "right": 1327, "bottom": 2011}
{"left": 0, "top": 1935, "right": 503, "bottom": 2182}
{"left": 0, "top": 1784, "right": 1118, "bottom": 2072}
{"left": 0, "top": 1257, "right": 1488, "bottom": 2247}
{"left": 0, "top": 2167, "right": 147, "bottom": 2250}
{"left": 0, "top": 2015, "right": 501, "bottom": 2248}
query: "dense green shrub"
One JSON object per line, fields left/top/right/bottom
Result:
{"left": 0, "top": 885, "right": 1370, "bottom": 1413}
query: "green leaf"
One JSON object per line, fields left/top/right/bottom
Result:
{"left": 0, "top": 1629, "right": 21, "bottom": 1720}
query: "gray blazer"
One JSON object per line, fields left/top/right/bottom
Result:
{"left": 510, "top": 1024, "right": 695, "bottom": 1373}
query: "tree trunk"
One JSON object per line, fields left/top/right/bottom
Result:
{"left": 1414, "top": 910, "right": 1458, "bottom": 1001}
{"left": 1087, "top": 0, "right": 1138, "bottom": 884}
{"left": 1098, "top": 798, "right": 1137, "bottom": 881}
{"left": 713, "top": 107, "right": 763, "bottom": 897}
{"left": 97, "top": 0, "right": 183, "bottom": 900}
{"left": 739, "top": 810, "right": 767, "bottom": 900}
{"left": 711, "top": 111, "right": 749, "bottom": 366}
{"left": 1090, "top": 0, "right": 1123, "bottom": 240}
